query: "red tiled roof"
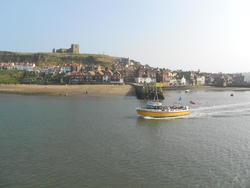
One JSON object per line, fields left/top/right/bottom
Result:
{"left": 69, "top": 72, "right": 85, "bottom": 76}
{"left": 96, "top": 70, "right": 104, "bottom": 76}
{"left": 88, "top": 71, "right": 96, "bottom": 76}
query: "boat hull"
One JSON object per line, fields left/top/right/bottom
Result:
{"left": 136, "top": 109, "right": 192, "bottom": 117}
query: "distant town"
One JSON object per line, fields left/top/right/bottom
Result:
{"left": 0, "top": 44, "right": 248, "bottom": 87}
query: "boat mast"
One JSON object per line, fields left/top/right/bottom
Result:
{"left": 154, "top": 84, "right": 159, "bottom": 101}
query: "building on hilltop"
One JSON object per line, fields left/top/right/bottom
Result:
{"left": 70, "top": 44, "right": 79, "bottom": 54}
{"left": 53, "top": 44, "right": 80, "bottom": 54}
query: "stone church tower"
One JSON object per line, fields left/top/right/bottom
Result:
{"left": 70, "top": 44, "right": 79, "bottom": 54}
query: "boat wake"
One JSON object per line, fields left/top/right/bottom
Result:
{"left": 191, "top": 102, "right": 250, "bottom": 119}
{"left": 140, "top": 102, "right": 250, "bottom": 120}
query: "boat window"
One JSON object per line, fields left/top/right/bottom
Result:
{"left": 146, "top": 105, "right": 162, "bottom": 109}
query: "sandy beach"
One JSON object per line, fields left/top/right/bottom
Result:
{"left": 0, "top": 84, "right": 135, "bottom": 97}
{"left": 163, "top": 85, "right": 250, "bottom": 91}
{"left": 0, "top": 84, "right": 250, "bottom": 97}
{"left": 189, "top": 85, "right": 250, "bottom": 91}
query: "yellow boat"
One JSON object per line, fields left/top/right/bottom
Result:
{"left": 136, "top": 101, "right": 192, "bottom": 118}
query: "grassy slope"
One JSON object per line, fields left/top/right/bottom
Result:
{"left": 0, "top": 70, "right": 24, "bottom": 83}
{"left": 0, "top": 51, "right": 116, "bottom": 67}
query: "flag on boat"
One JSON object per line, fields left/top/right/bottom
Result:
{"left": 189, "top": 100, "right": 196, "bottom": 104}
{"left": 178, "top": 96, "right": 182, "bottom": 101}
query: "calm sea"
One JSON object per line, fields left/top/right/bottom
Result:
{"left": 1, "top": 90, "right": 250, "bottom": 188}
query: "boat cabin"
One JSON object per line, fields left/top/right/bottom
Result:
{"left": 146, "top": 101, "right": 163, "bottom": 109}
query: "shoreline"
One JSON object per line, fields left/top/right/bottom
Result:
{"left": 0, "top": 84, "right": 135, "bottom": 97}
{"left": 185, "top": 86, "right": 250, "bottom": 91}
{"left": 0, "top": 84, "right": 250, "bottom": 97}
{"left": 163, "top": 85, "right": 250, "bottom": 91}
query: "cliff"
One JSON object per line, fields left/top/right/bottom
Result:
{"left": 0, "top": 51, "right": 116, "bottom": 66}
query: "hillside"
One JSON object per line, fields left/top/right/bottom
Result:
{"left": 0, "top": 51, "right": 116, "bottom": 67}
{"left": 0, "top": 70, "right": 24, "bottom": 83}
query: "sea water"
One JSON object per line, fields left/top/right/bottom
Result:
{"left": 1, "top": 90, "right": 250, "bottom": 187}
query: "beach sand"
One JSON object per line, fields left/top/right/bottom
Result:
{"left": 190, "top": 86, "right": 250, "bottom": 91}
{"left": 163, "top": 85, "right": 250, "bottom": 91}
{"left": 0, "top": 84, "right": 250, "bottom": 97}
{"left": 0, "top": 84, "right": 135, "bottom": 97}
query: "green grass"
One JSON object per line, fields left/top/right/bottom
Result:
{"left": 0, "top": 70, "right": 24, "bottom": 83}
{"left": 0, "top": 51, "right": 116, "bottom": 67}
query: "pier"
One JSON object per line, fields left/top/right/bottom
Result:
{"left": 132, "top": 83, "right": 164, "bottom": 100}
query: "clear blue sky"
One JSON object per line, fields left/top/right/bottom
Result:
{"left": 1, "top": 0, "right": 250, "bottom": 73}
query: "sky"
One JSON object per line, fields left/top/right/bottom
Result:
{"left": 1, "top": 0, "right": 250, "bottom": 73}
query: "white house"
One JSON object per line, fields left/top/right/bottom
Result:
{"left": 196, "top": 76, "right": 205, "bottom": 85}
{"left": 14, "top": 63, "right": 35, "bottom": 71}
{"left": 59, "top": 66, "right": 72, "bottom": 74}
{"left": 181, "top": 76, "right": 187, "bottom": 86}
{"left": 135, "top": 77, "right": 154, "bottom": 84}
